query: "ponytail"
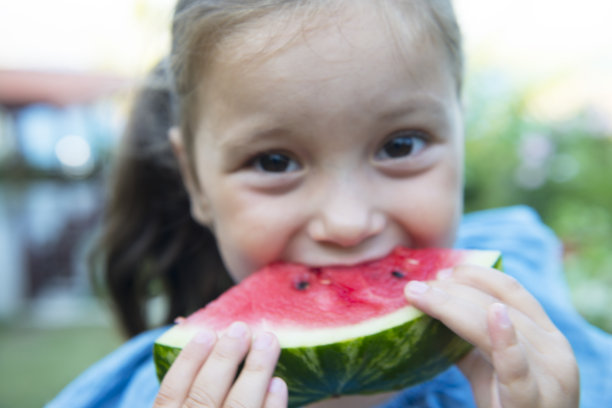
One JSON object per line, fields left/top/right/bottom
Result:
{"left": 91, "top": 62, "right": 233, "bottom": 338}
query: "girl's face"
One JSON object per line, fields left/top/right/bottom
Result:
{"left": 178, "top": 4, "right": 464, "bottom": 283}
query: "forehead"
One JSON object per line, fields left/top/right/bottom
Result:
{"left": 190, "top": 2, "right": 462, "bottom": 156}
{"left": 218, "top": 1, "right": 438, "bottom": 66}
{"left": 201, "top": 1, "right": 456, "bottom": 101}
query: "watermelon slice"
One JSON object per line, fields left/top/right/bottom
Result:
{"left": 154, "top": 247, "right": 502, "bottom": 406}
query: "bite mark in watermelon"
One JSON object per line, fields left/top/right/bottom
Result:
{"left": 154, "top": 247, "right": 502, "bottom": 407}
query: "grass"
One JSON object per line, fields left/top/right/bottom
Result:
{"left": 0, "top": 325, "right": 123, "bottom": 408}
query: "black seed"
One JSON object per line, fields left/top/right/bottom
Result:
{"left": 391, "top": 270, "right": 405, "bottom": 278}
{"left": 295, "top": 281, "right": 310, "bottom": 290}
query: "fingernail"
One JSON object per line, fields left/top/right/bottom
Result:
{"left": 193, "top": 330, "right": 216, "bottom": 346}
{"left": 492, "top": 303, "right": 512, "bottom": 329}
{"left": 437, "top": 268, "right": 453, "bottom": 280}
{"left": 269, "top": 377, "right": 287, "bottom": 395}
{"left": 253, "top": 332, "right": 274, "bottom": 350}
{"left": 406, "top": 280, "right": 429, "bottom": 295}
{"left": 226, "top": 321, "right": 248, "bottom": 338}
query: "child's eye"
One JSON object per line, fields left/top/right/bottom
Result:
{"left": 376, "top": 132, "right": 428, "bottom": 160}
{"left": 252, "top": 152, "right": 300, "bottom": 173}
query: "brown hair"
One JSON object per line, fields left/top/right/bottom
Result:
{"left": 91, "top": 62, "right": 232, "bottom": 338}
{"left": 93, "top": 0, "right": 463, "bottom": 337}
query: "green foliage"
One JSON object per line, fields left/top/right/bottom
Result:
{"left": 463, "top": 71, "right": 612, "bottom": 332}
{"left": 0, "top": 325, "right": 121, "bottom": 408}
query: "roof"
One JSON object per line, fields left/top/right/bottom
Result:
{"left": 0, "top": 69, "right": 132, "bottom": 107}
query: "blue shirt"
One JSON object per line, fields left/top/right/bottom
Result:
{"left": 46, "top": 206, "right": 612, "bottom": 407}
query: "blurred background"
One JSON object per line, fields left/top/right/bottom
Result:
{"left": 0, "top": 0, "right": 610, "bottom": 406}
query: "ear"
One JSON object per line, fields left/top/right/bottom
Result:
{"left": 168, "top": 127, "right": 213, "bottom": 226}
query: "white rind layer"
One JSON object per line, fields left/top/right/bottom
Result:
{"left": 157, "top": 305, "right": 424, "bottom": 349}
{"left": 460, "top": 250, "right": 500, "bottom": 270}
{"left": 156, "top": 250, "right": 501, "bottom": 349}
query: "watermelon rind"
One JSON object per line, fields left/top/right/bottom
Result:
{"left": 153, "top": 250, "right": 502, "bottom": 407}
{"left": 155, "top": 312, "right": 472, "bottom": 406}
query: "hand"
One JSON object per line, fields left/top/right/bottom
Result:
{"left": 154, "top": 321, "right": 288, "bottom": 408}
{"left": 405, "top": 265, "right": 579, "bottom": 408}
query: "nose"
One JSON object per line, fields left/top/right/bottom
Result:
{"left": 307, "top": 182, "right": 385, "bottom": 248}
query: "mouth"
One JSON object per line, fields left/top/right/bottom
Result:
{"left": 293, "top": 245, "right": 399, "bottom": 269}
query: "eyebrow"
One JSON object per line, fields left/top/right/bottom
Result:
{"left": 213, "top": 94, "right": 452, "bottom": 151}
{"left": 216, "top": 125, "right": 292, "bottom": 152}
{"left": 374, "top": 94, "right": 450, "bottom": 122}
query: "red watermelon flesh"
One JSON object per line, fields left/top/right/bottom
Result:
{"left": 155, "top": 247, "right": 502, "bottom": 406}
{"left": 180, "top": 247, "right": 463, "bottom": 332}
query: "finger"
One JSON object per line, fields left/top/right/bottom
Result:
{"left": 405, "top": 280, "right": 492, "bottom": 355}
{"left": 263, "top": 377, "right": 289, "bottom": 408}
{"left": 457, "top": 350, "right": 500, "bottom": 408}
{"left": 153, "top": 329, "right": 217, "bottom": 408}
{"left": 488, "top": 303, "right": 540, "bottom": 408}
{"left": 444, "top": 265, "right": 557, "bottom": 332}
{"left": 431, "top": 277, "right": 549, "bottom": 345}
{"left": 224, "top": 331, "right": 282, "bottom": 408}
{"left": 184, "top": 321, "right": 251, "bottom": 408}
{"left": 405, "top": 278, "right": 552, "bottom": 363}
{"left": 432, "top": 272, "right": 564, "bottom": 362}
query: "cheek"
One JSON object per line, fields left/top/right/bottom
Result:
{"left": 209, "top": 187, "right": 303, "bottom": 280}
{"left": 412, "top": 195, "right": 461, "bottom": 247}
{"left": 392, "top": 162, "right": 463, "bottom": 247}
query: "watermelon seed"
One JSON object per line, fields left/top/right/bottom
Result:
{"left": 320, "top": 279, "right": 331, "bottom": 285}
{"left": 406, "top": 259, "right": 420, "bottom": 265}
{"left": 295, "top": 281, "right": 310, "bottom": 290}
{"left": 391, "top": 270, "right": 405, "bottom": 278}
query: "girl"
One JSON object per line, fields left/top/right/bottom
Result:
{"left": 48, "top": 0, "right": 612, "bottom": 407}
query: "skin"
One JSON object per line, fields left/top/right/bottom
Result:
{"left": 155, "top": 3, "right": 579, "bottom": 408}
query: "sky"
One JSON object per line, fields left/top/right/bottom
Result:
{"left": 0, "top": 0, "right": 173, "bottom": 75}
{"left": 0, "top": 0, "right": 610, "bottom": 124}
{"left": 456, "top": 0, "right": 612, "bottom": 75}
{"left": 455, "top": 0, "right": 612, "bottom": 126}
{"left": 0, "top": 0, "right": 610, "bottom": 75}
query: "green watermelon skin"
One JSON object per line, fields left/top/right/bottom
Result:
{"left": 153, "top": 314, "right": 471, "bottom": 407}
{"left": 274, "top": 316, "right": 472, "bottom": 406}
{"left": 153, "top": 252, "right": 502, "bottom": 407}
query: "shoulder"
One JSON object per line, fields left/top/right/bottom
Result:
{"left": 458, "top": 205, "right": 559, "bottom": 252}
{"left": 457, "top": 206, "right": 572, "bottom": 333}
{"left": 457, "top": 205, "right": 562, "bottom": 288}
{"left": 45, "top": 326, "right": 167, "bottom": 408}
